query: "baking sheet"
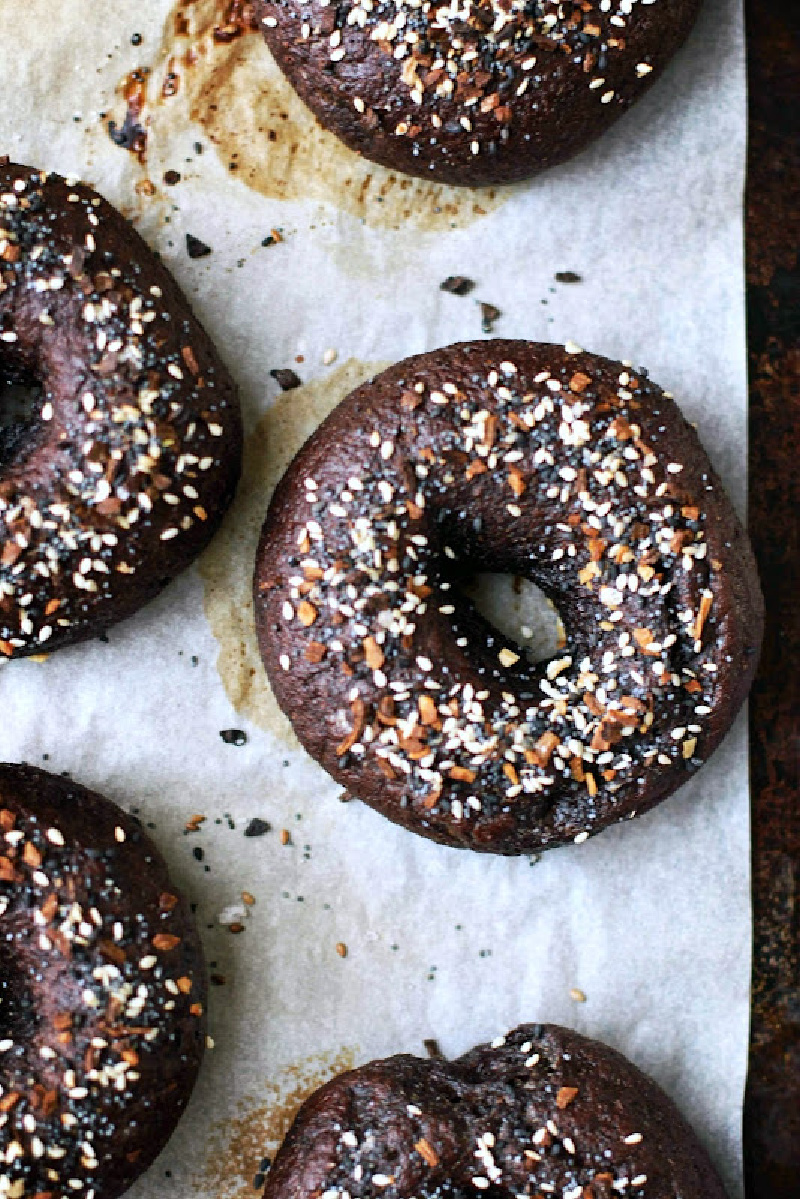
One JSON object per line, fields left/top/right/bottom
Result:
{"left": 0, "top": 0, "right": 749, "bottom": 1195}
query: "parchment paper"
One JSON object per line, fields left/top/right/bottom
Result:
{"left": 0, "top": 1, "right": 750, "bottom": 1195}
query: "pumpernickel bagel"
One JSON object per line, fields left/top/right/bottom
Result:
{"left": 0, "top": 161, "right": 241, "bottom": 660}
{"left": 254, "top": 340, "right": 762, "bottom": 854}
{"left": 0, "top": 763, "right": 207, "bottom": 1198}
{"left": 257, "top": 0, "right": 703, "bottom": 185}
{"left": 259, "top": 1023, "right": 729, "bottom": 1199}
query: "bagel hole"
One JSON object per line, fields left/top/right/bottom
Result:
{"left": 0, "top": 362, "right": 43, "bottom": 468}
{"left": 0, "top": 944, "right": 37, "bottom": 1042}
{"left": 461, "top": 573, "right": 565, "bottom": 664}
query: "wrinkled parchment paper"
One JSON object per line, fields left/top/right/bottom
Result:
{"left": 0, "top": 0, "right": 749, "bottom": 1195}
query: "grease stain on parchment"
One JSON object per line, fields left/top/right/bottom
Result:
{"left": 108, "top": 0, "right": 508, "bottom": 231}
{"left": 195, "top": 1046, "right": 356, "bottom": 1197}
{"left": 199, "top": 359, "right": 389, "bottom": 743}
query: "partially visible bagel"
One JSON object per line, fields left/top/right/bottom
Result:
{"left": 0, "top": 763, "right": 207, "bottom": 1199}
{"left": 261, "top": 1024, "right": 729, "bottom": 1198}
{"left": 0, "top": 161, "right": 241, "bottom": 659}
{"left": 257, "top": 0, "right": 703, "bottom": 184}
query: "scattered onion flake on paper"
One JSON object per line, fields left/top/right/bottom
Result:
{"left": 0, "top": 1, "right": 749, "bottom": 1197}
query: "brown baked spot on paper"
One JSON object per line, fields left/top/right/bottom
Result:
{"left": 199, "top": 359, "right": 389, "bottom": 743}
{"left": 114, "top": 0, "right": 507, "bottom": 231}
{"left": 196, "top": 1047, "right": 357, "bottom": 1196}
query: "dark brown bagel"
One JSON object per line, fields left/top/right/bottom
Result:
{"left": 0, "top": 161, "right": 241, "bottom": 659}
{"left": 0, "top": 763, "right": 207, "bottom": 1199}
{"left": 254, "top": 340, "right": 763, "bottom": 855}
{"left": 257, "top": 0, "right": 703, "bottom": 186}
{"left": 260, "top": 1023, "right": 729, "bottom": 1198}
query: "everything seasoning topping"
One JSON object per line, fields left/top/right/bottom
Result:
{"left": 260, "top": 342, "right": 731, "bottom": 850}
{"left": 0, "top": 165, "right": 237, "bottom": 658}
{"left": 262, "top": 0, "right": 660, "bottom": 154}
{"left": 0, "top": 786, "right": 202, "bottom": 1197}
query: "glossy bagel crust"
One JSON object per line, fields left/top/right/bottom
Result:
{"left": 0, "top": 764, "right": 207, "bottom": 1199}
{"left": 261, "top": 1023, "right": 729, "bottom": 1199}
{"left": 0, "top": 161, "right": 241, "bottom": 659}
{"left": 257, "top": 0, "right": 703, "bottom": 185}
{"left": 254, "top": 340, "right": 763, "bottom": 855}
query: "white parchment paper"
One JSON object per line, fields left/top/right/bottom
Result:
{"left": 0, "top": 0, "right": 749, "bottom": 1195}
